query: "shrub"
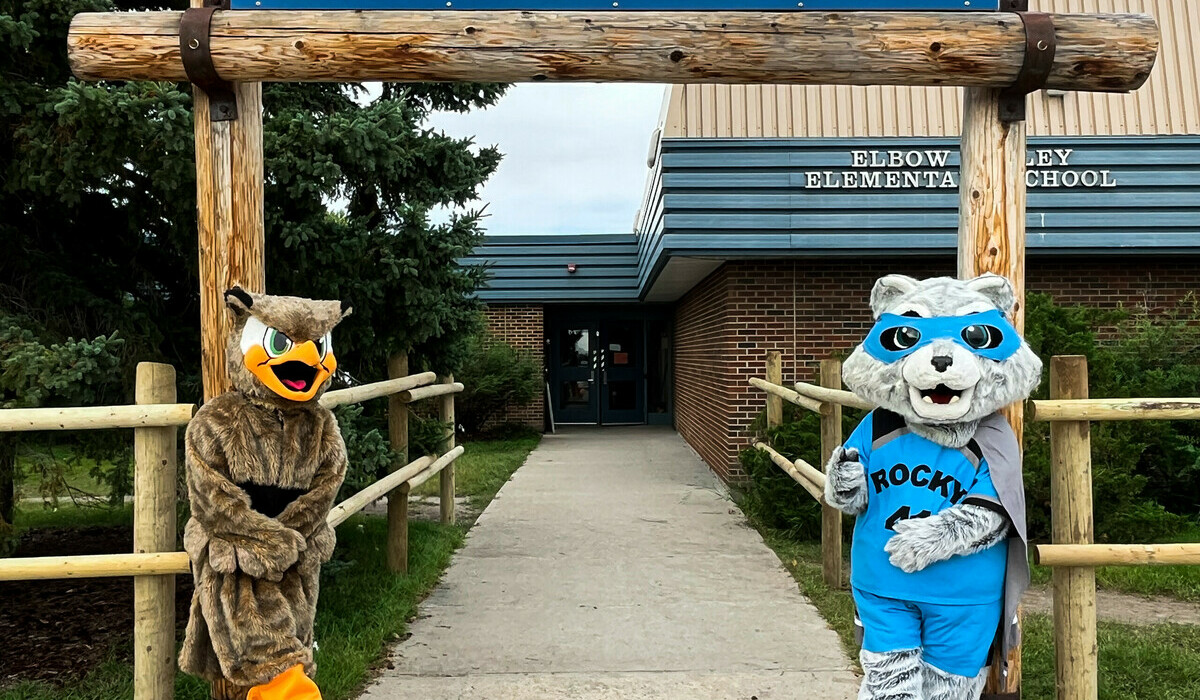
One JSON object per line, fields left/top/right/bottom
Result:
{"left": 454, "top": 332, "right": 540, "bottom": 436}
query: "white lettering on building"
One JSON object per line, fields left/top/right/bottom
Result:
{"left": 807, "top": 149, "right": 1118, "bottom": 190}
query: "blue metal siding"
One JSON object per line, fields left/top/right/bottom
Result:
{"left": 472, "top": 136, "right": 1200, "bottom": 303}
{"left": 465, "top": 234, "right": 641, "bottom": 302}
{"left": 637, "top": 136, "right": 1200, "bottom": 283}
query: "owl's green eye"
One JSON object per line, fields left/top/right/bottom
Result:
{"left": 265, "top": 328, "right": 293, "bottom": 358}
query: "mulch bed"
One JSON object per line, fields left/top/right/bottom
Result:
{"left": 0, "top": 525, "right": 193, "bottom": 687}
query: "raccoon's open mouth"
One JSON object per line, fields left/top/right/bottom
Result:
{"left": 918, "top": 384, "right": 964, "bottom": 405}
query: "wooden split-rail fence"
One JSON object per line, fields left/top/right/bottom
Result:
{"left": 751, "top": 352, "right": 1200, "bottom": 700}
{"left": 0, "top": 356, "right": 463, "bottom": 700}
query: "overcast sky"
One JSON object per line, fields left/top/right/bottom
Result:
{"left": 428, "top": 84, "right": 667, "bottom": 236}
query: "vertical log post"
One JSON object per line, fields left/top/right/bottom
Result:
{"left": 133, "top": 363, "right": 179, "bottom": 700}
{"left": 387, "top": 353, "right": 411, "bottom": 574}
{"left": 194, "top": 4, "right": 265, "bottom": 696}
{"left": 958, "top": 86, "right": 1027, "bottom": 698}
{"left": 194, "top": 0, "right": 265, "bottom": 401}
{"left": 1049, "top": 356, "right": 1097, "bottom": 700}
{"left": 439, "top": 374, "right": 456, "bottom": 525}
{"left": 765, "top": 351, "right": 783, "bottom": 429}
{"left": 819, "top": 359, "right": 843, "bottom": 590}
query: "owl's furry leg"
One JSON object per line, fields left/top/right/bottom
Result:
{"left": 921, "top": 662, "right": 989, "bottom": 700}
{"left": 858, "top": 648, "right": 923, "bottom": 700}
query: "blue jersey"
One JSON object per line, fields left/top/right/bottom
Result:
{"left": 846, "top": 410, "right": 1008, "bottom": 605}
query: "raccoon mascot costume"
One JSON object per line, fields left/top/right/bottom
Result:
{"left": 180, "top": 287, "right": 351, "bottom": 700}
{"left": 825, "top": 274, "right": 1041, "bottom": 700}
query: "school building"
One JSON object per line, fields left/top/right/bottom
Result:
{"left": 464, "top": 0, "right": 1200, "bottom": 482}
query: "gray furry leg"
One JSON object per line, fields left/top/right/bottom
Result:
{"left": 858, "top": 648, "right": 923, "bottom": 700}
{"left": 921, "top": 662, "right": 988, "bottom": 700}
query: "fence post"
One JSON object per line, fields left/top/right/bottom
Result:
{"left": 819, "top": 359, "right": 843, "bottom": 589}
{"left": 133, "top": 362, "right": 178, "bottom": 700}
{"left": 439, "top": 374, "right": 456, "bottom": 525}
{"left": 765, "top": 351, "right": 783, "bottom": 429}
{"left": 387, "top": 353, "right": 410, "bottom": 574}
{"left": 1050, "top": 356, "right": 1097, "bottom": 700}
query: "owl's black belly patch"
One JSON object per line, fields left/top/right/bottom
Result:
{"left": 237, "top": 481, "right": 307, "bottom": 518}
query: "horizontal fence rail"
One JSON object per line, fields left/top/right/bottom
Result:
{"left": 1035, "top": 543, "right": 1200, "bottom": 567}
{"left": 1028, "top": 397, "right": 1200, "bottom": 422}
{"left": 321, "top": 371, "right": 438, "bottom": 408}
{"left": 0, "top": 403, "right": 197, "bottom": 432}
{"left": 753, "top": 441, "right": 825, "bottom": 503}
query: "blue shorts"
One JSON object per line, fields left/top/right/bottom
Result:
{"left": 852, "top": 587, "right": 1001, "bottom": 677}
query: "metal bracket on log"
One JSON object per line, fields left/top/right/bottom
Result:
{"left": 999, "top": 0, "right": 1056, "bottom": 123}
{"left": 180, "top": 0, "right": 237, "bottom": 121}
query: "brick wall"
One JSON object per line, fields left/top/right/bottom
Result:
{"left": 674, "top": 257, "right": 1200, "bottom": 481}
{"left": 482, "top": 304, "right": 545, "bottom": 430}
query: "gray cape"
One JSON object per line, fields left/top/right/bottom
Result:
{"left": 973, "top": 412, "right": 1030, "bottom": 683}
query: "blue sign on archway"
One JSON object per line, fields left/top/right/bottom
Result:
{"left": 232, "top": 0, "right": 1000, "bottom": 10}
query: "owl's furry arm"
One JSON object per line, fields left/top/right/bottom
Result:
{"left": 185, "top": 420, "right": 306, "bottom": 580}
{"left": 823, "top": 446, "right": 869, "bottom": 516}
{"left": 278, "top": 412, "right": 348, "bottom": 542}
{"left": 883, "top": 503, "right": 1009, "bottom": 574}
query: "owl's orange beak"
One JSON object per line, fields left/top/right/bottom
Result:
{"left": 244, "top": 340, "right": 337, "bottom": 402}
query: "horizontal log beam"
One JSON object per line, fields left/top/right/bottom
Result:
{"left": 1035, "top": 543, "right": 1200, "bottom": 567}
{"left": 68, "top": 10, "right": 1157, "bottom": 91}
{"left": 320, "top": 371, "right": 438, "bottom": 408}
{"left": 1029, "top": 397, "right": 1200, "bottom": 422}
{"left": 0, "top": 403, "right": 197, "bottom": 433}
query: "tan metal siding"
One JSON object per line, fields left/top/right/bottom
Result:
{"left": 662, "top": 0, "right": 1198, "bottom": 138}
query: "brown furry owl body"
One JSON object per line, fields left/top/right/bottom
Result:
{"left": 179, "top": 289, "right": 350, "bottom": 687}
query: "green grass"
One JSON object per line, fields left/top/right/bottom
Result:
{"left": 3, "top": 430, "right": 541, "bottom": 700}
{"left": 11, "top": 503, "right": 134, "bottom": 531}
{"left": 15, "top": 445, "right": 121, "bottom": 499}
{"left": 755, "top": 524, "right": 1200, "bottom": 699}
{"left": 411, "top": 431, "right": 541, "bottom": 508}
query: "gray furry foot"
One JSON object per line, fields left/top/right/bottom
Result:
{"left": 921, "top": 662, "right": 988, "bottom": 700}
{"left": 859, "top": 648, "right": 923, "bottom": 700}
{"left": 825, "top": 446, "right": 868, "bottom": 515}
{"left": 884, "top": 503, "right": 1008, "bottom": 573}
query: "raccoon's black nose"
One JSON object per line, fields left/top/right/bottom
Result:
{"left": 931, "top": 355, "right": 953, "bottom": 372}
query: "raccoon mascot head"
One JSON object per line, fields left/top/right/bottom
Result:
{"left": 842, "top": 274, "right": 1042, "bottom": 448}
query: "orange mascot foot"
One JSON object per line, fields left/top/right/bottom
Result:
{"left": 247, "top": 665, "right": 322, "bottom": 700}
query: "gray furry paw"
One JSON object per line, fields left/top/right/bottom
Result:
{"left": 885, "top": 504, "right": 1008, "bottom": 573}
{"left": 824, "top": 446, "right": 868, "bottom": 515}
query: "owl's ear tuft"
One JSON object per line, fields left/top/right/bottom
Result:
{"left": 339, "top": 299, "right": 353, "bottom": 320}
{"left": 224, "top": 287, "right": 254, "bottom": 316}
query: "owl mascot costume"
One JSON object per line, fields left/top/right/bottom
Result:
{"left": 825, "top": 274, "right": 1041, "bottom": 700}
{"left": 180, "top": 287, "right": 351, "bottom": 700}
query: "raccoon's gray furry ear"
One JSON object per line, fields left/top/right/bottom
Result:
{"left": 870, "top": 275, "right": 920, "bottom": 318}
{"left": 965, "top": 273, "right": 1016, "bottom": 314}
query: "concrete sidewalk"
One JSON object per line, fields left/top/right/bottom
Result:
{"left": 361, "top": 426, "right": 859, "bottom": 699}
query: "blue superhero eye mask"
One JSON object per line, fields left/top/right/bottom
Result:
{"left": 862, "top": 309, "right": 1022, "bottom": 363}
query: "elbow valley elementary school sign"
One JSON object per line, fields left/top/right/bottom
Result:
{"left": 805, "top": 148, "right": 1119, "bottom": 190}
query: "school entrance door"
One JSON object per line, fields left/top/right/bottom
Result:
{"left": 546, "top": 307, "right": 672, "bottom": 426}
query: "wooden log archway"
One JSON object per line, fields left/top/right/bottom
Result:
{"left": 62, "top": 5, "right": 1160, "bottom": 700}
